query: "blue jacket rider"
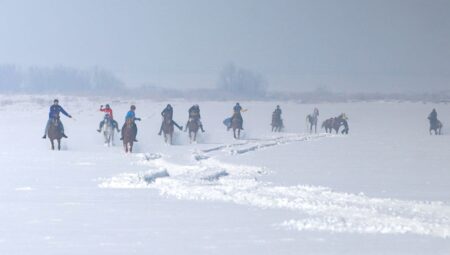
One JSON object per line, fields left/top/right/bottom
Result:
{"left": 120, "top": 105, "right": 141, "bottom": 142}
{"left": 42, "top": 99, "right": 72, "bottom": 139}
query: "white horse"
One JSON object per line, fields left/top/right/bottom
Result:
{"left": 102, "top": 117, "right": 115, "bottom": 146}
{"left": 306, "top": 108, "right": 319, "bottom": 133}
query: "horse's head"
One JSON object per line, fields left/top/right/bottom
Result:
{"left": 125, "top": 118, "right": 133, "bottom": 127}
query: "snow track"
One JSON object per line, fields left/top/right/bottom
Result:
{"left": 100, "top": 134, "right": 450, "bottom": 238}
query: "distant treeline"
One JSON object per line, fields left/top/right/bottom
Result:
{"left": 0, "top": 65, "right": 125, "bottom": 95}
{"left": 1, "top": 64, "right": 449, "bottom": 103}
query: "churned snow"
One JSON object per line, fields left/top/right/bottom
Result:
{"left": 0, "top": 94, "right": 449, "bottom": 254}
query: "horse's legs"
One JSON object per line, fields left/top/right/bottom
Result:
{"left": 50, "top": 139, "right": 55, "bottom": 150}
{"left": 57, "top": 139, "right": 61, "bottom": 151}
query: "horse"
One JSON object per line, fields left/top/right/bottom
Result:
{"left": 231, "top": 114, "right": 243, "bottom": 139}
{"left": 122, "top": 119, "right": 135, "bottom": 153}
{"left": 271, "top": 113, "right": 283, "bottom": 132}
{"left": 322, "top": 114, "right": 347, "bottom": 134}
{"left": 187, "top": 118, "right": 200, "bottom": 143}
{"left": 429, "top": 119, "right": 443, "bottom": 135}
{"left": 162, "top": 116, "right": 174, "bottom": 145}
{"left": 306, "top": 108, "right": 319, "bottom": 133}
{"left": 47, "top": 118, "right": 63, "bottom": 150}
{"left": 102, "top": 117, "right": 115, "bottom": 146}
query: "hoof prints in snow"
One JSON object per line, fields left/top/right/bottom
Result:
{"left": 200, "top": 170, "right": 229, "bottom": 181}
{"left": 99, "top": 169, "right": 169, "bottom": 188}
{"left": 193, "top": 153, "right": 210, "bottom": 161}
{"left": 101, "top": 134, "right": 450, "bottom": 238}
{"left": 143, "top": 170, "right": 170, "bottom": 183}
{"left": 203, "top": 133, "right": 330, "bottom": 155}
{"left": 101, "top": 158, "right": 450, "bottom": 238}
{"left": 136, "top": 153, "right": 162, "bottom": 161}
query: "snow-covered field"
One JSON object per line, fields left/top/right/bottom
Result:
{"left": 1, "top": 95, "right": 449, "bottom": 254}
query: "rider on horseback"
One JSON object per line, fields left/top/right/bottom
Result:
{"left": 97, "top": 104, "right": 120, "bottom": 133}
{"left": 272, "top": 105, "right": 283, "bottom": 128}
{"left": 120, "top": 105, "right": 141, "bottom": 142}
{"left": 158, "top": 104, "right": 183, "bottom": 135}
{"left": 231, "top": 102, "right": 244, "bottom": 130}
{"left": 42, "top": 99, "right": 72, "bottom": 139}
{"left": 428, "top": 108, "right": 438, "bottom": 124}
{"left": 184, "top": 104, "right": 205, "bottom": 132}
{"left": 273, "top": 105, "right": 282, "bottom": 120}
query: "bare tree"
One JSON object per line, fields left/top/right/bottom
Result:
{"left": 217, "top": 63, "right": 267, "bottom": 99}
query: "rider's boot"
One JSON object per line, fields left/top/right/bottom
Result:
{"left": 62, "top": 133, "right": 68, "bottom": 138}
{"left": 97, "top": 129, "right": 101, "bottom": 133}
{"left": 200, "top": 125, "right": 205, "bottom": 132}
{"left": 42, "top": 135, "right": 46, "bottom": 139}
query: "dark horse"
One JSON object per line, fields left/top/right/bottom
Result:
{"left": 122, "top": 119, "right": 135, "bottom": 153}
{"left": 187, "top": 118, "right": 199, "bottom": 143}
{"left": 429, "top": 119, "right": 443, "bottom": 135}
{"left": 322, "top": 114, "right": 348, "bottom": 134}
{"left": 271, "top": 112, "right": 283, "bottom": 132}
{"left": 231, "top": 113, "right": 243, "bottom": 139}
{"left": 306, "top": 108, "right": 319, "bottom": 133}
{"left": 47, "top": 118, "right": 64, "bottom": 150}
{"left": 162, "top": 116, "right": 174, "bottom": 144}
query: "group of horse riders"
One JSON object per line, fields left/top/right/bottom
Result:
{"left": 41, "top": 98, "right": 444, "bottom": 141}
{"left": 42, "top": 100, "right": 247, "bottom": 142}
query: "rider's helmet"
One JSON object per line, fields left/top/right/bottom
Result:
{"left": 276, "top": 105, "right": 280, "bottom": 108}
{"left": 236, "top": 102, "right": 240, "bottom": 106}
{"left": 54, "top": 99, "right": 59, "bottom": 104}
{"left": 167, "top": 104, "right": 172, "bottom": 109}
{"left": 105, "top": 104, "right": 110, "bottom": 108}
{"left": 195, "top": 104, "right": 199, "bottom": 108}
{"left": 130, "top": 105, "right": 136, "bottom": 110}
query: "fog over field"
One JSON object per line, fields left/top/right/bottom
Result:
{"left": 0, "top": 0, "right": 449, "bottom": 95}
{"left": 1, "top": 1, "right": 450, "bottom": 255}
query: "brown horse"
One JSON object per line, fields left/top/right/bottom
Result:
{"left": 47, "top": 118, "right": 63, "bottom": 150}
{"left": 429, "top": 119, "right": 443, "bottom": 135}
{"left": 271, "top": 113, "right": 283, "bottom": 132}
{"left": 122, "top": 119, "right": 135, "bottom": 153}
{"left": 162, "top": 117, "right": 174, "bottom": 144}
{"left": 187, "top": 118, "right": 199, "bottom": 143}
{"left": 231, "top": 114, "right": 243, "bottom": 139}
{"left": 322, "top": 114, "right": 347, "bottom": 134}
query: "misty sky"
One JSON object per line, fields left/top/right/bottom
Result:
{"left": 0, "top": 0, "right": 449, "bottom": 92}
